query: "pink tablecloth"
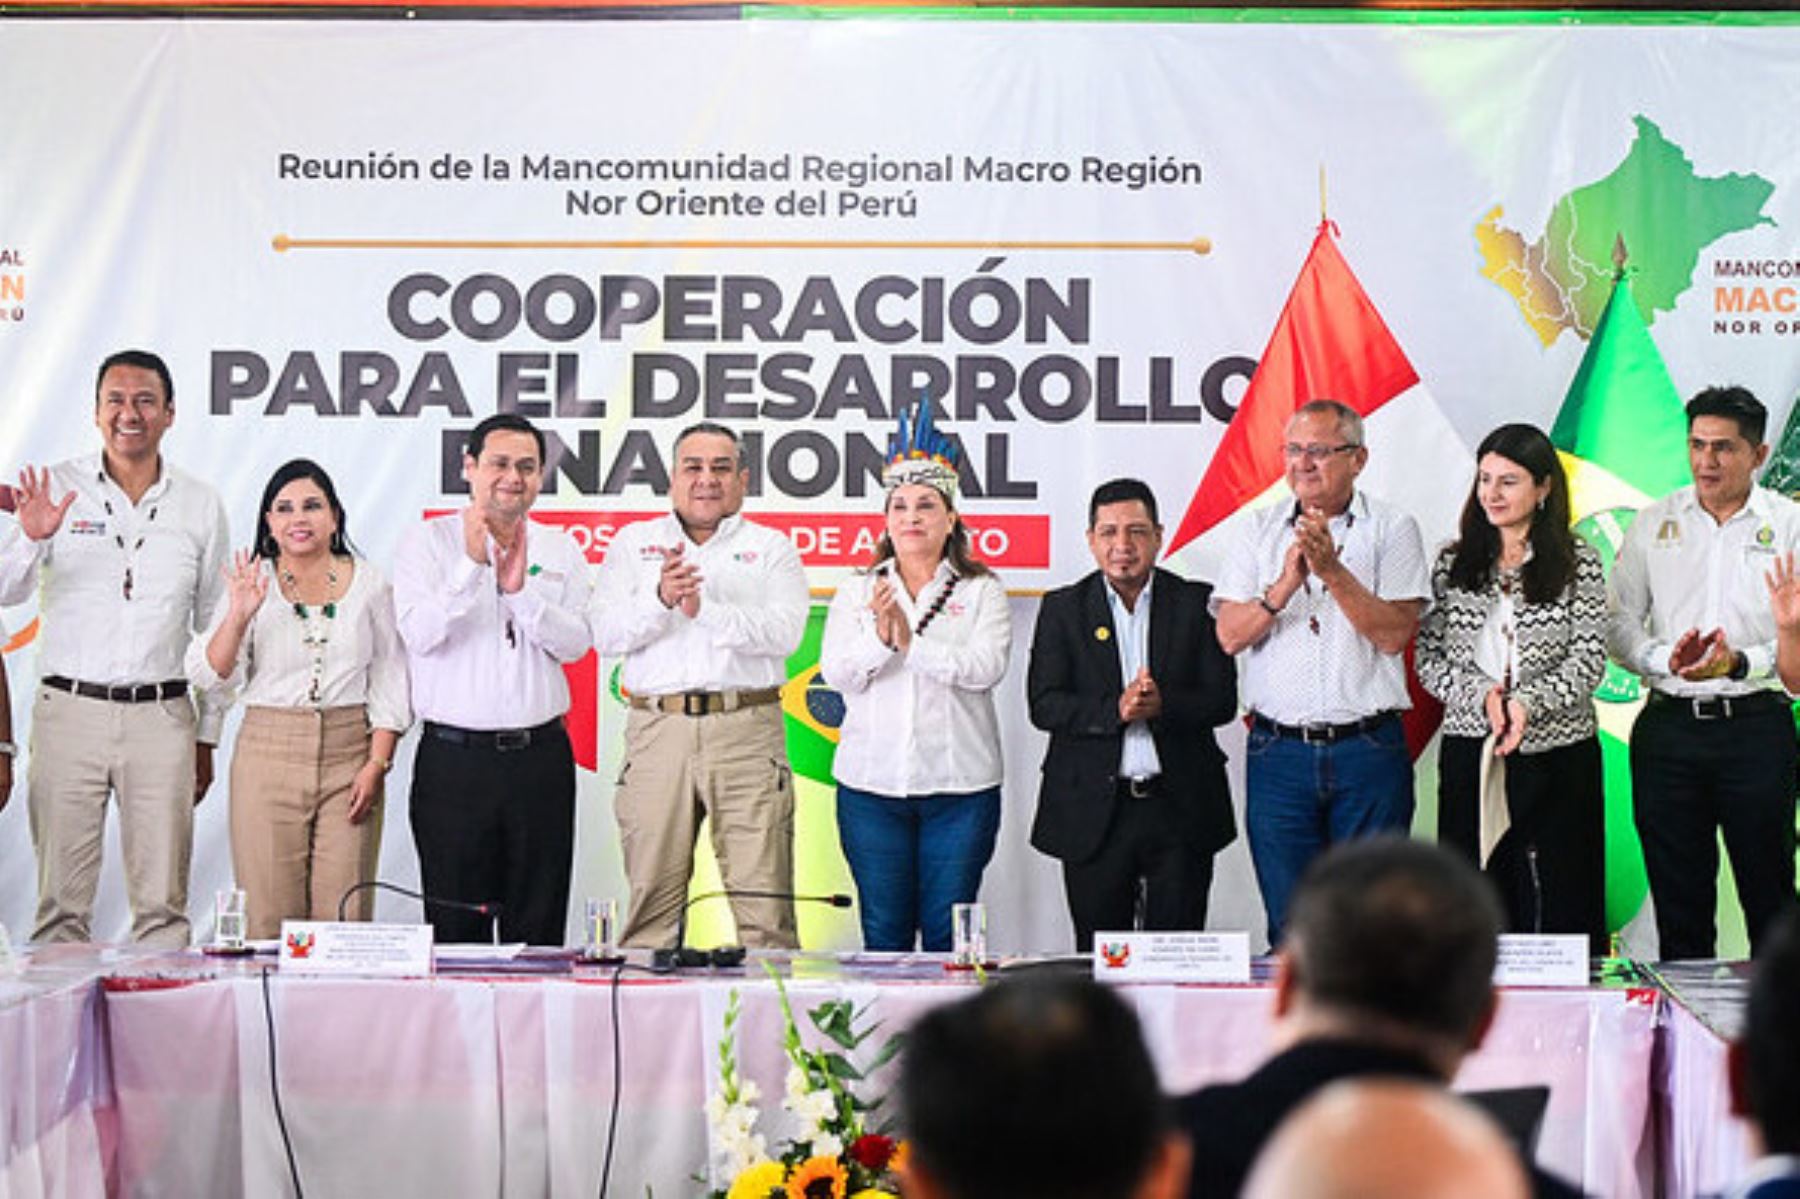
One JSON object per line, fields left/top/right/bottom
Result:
{"left": 82, "top": 964, "right": 1661, "bottom": 1198}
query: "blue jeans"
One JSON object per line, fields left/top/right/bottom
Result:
{"left": 1245, "top": 715, "right": 1413, "bottom": 946}
{"left": 836, "top": 784, "right": 1002, "bottom": 952}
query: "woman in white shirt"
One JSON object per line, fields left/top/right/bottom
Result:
{"left": 188, "top": 459, "right": 410, "bottom": 938}
{"left": 820, "top": 403, "right": 1012, "bottom": 951}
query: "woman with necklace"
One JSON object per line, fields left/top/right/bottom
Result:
{"left": 820, "top": 401, "right": 1012, "bottom": 952}
{"left": 188, "top": 459, "right": 410, "bottom": 938}
{"left": 1417, "top": 424, "right": 1607, "bottom": 952}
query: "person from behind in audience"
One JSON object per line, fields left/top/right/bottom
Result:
{"left": 819, "top": 398, "right": 1011, "bottom": 951}
{"left": 900, "top": 973, "right": 1191, "bottom": 1199}
{"left": 1242, "top": 1079, "right": 1530, "bottom": 1199}
{"left": 1415, "top": 423, "right": 1607, "bottom": 953}
{"left": 1727, "top": 911, "right": 1800, "bottom": 1198}
{"left": 1176, "top": 836, "right": 1580, "bottom": 1199}
{"left": 187, "top": 458, "right": 410, "bottom": 938}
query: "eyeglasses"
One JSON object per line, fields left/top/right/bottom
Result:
{"left": 1282, "top": 443, "right": 1361, "bottom": 463}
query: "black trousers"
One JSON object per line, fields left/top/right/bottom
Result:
{"left": 409, "top": 720, "right": 576, "bottom": 946}
{"left": 1630, "top": 695, "right": 1799, "bottom": 961}
{"left": 1439, "top": 733, "right": 1607, "bottom": 955}
{"left": 1062, "top": 781, "right": 1215, "bottom": 953}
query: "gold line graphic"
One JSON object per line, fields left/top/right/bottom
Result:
{"left": 273, "top": 235, "right": 1211, "bottom": 255}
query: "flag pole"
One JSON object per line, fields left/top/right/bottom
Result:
{"left": 1612, "top": 232, "right": 1629, "bottom": 280}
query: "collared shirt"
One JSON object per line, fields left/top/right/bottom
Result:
{"left": 820, "top": 561, "right": 1011, "bottom": 796}
{"left": 1607, "top": 484, "right": 1800, "bottom": 697}
{"left": 593, "top": 512, "right": 808, "bottom": 694}
{"left": 392, "top": 513, "right": 593, "bottom": 730}
{"left": 186, "top": 559, "right": 411, "bottom": 732}
{"left": 1212, "top": 490, "right": 1430, "bottom": 724}
{"left": 1104, "top": 574, "right": 1162, "bottom": 780}
{"left": 0, "top": 453, "right": 230, "bottom": 740}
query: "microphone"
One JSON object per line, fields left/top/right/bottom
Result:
{"left": 336, "top": 880, "right": 506, "bottom": 944}
{"left": 652, "top": 889, "right": 854, "bottom": 970}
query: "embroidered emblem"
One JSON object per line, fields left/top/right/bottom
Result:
{"left": 1094, "top": 626, "right": 1111, "bottom": 642}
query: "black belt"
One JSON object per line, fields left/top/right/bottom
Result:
{"left": 43, "top": 675, "right": 187, "bottom": 704}
{"left": 1647, "top": 690, "right": 1789, "bottom": 721}
{"left": 1117, "top": 776, "right": 1159, "bottom": 800}
{"left": 1253, "top": 711, "right": 1397, "bottom": 745}
{"left": 628, "top": 688, "right": 782, "bottom": 717}
{"left": 424, "top": 717, "right": 563, "bottom": 752}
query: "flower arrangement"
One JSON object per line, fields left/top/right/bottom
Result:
{"left": 705, "top": 965, "right": 907, "bottom": 1199}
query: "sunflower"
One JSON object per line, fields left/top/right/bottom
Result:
{"left": 726, "top": 1160, "right": 786, "bottom": 1199}
{"left": 785, "top": 1155, "right": 848, "bottom": 1199}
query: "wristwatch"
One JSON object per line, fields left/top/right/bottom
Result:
{"left": 1727, "top": 651, "right": 1750, "bottom": 682}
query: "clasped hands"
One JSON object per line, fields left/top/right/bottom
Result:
{"left": 1119, "top": 666, "right": 1162, "bottom": 724}
{"left": 1266, "top": 508, "right": 1344, "bottom": 609}
{"left": 869, "top": 574, "right": 911, "bottom": 652}
{"left": 1667, "top": 627, "right": 1738, "bottom": 682}
{"left": 657, "top": 544, "right": 703, "bottom": 618}
{"left": 461, "top": 505, "right": 530, "bottom": 594}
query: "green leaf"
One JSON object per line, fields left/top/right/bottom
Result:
{"left": 823, "top": 1051, "right": 863, "bottom": 1081}
{"left": 865, "top": 1033, "right": 905, "bottom": 1073}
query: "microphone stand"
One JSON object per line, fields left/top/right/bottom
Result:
{"left": 652, "top": 889, "right": 854, "bottom": 971}
{"left": 336, "top": 880, "right": 505, "bottom": 944}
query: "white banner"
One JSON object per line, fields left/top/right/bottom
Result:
{"left": 1, "top": 13, "right": 1796, "bottom": 951}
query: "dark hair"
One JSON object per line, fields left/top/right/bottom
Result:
{"left": 1744, "top": 912, "right": 1800, "bottom": 1154}
{"left": 1445, "top": 424, "right": 1577, "bottom": 603}
{"left": 866, "top": 486, "right": 992, "bottom": 579}
{"left": 673, "top": 421, "right": 748, "bottom": 470}
{"left": 254, "top": 458, "right": 354, "bottom": 560}
{"left": 901, "top": 975, "right": 1169, "bottom": 1199}
{"left": 1285, "top": 837, "right": 1501, "bottom": 1043}
{"left": 465, "top": 413, "right": 546, "bottom": 463}
{"left": 95, "top": 349, "right": 174, "bottom": 408}
{"left": 1088, "top": 478, "right": 1160, "bottom": 528}
{"left": 1687, "top": 385, "right": 1768, "bottom": 445}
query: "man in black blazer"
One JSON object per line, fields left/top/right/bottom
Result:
{"left": 1027, "top": 478, "right": 1238, "bottom": 952}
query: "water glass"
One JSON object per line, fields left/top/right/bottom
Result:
{"left": 951, "top": 902, "right": 987, "bottom": 967}
{"left": 214, "top": 888, "right": 248, "bottom": 950}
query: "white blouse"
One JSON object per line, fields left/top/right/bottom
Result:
{"left": 820, "top": 561, "right": 1012, "bottom": 797}
{"left": 187, "top": 558, "right": 411, "bottom": 731}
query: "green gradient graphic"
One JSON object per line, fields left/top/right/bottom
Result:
{"left": 1476, "top": 116, "right": 1773, "bottom": 347}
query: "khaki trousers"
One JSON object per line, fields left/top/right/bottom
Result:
{"left": 28, "top": 683, "right": 196, "bottom": 947}
{"left": 614, "top": 703, "right": 797, "bottom": 949}
{"left": 231, "top": 706, "right": 380, "bottom": 940}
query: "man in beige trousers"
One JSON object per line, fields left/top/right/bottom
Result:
{"left": 593, "top": 422, "right": 808, "bottom": 949}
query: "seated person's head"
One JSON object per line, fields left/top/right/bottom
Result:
{"left": 900, "top": 974, "right": 1189, "bottom": 1199}
{"left": 1732, "top": 910, "right": 1800, "bottom": 1156}
{"left": 1243, "top": 1079, "right": 1530, "bottom": 1199}
{"left": 1278, "top": 837, "right": 1503, "bottom": 1073}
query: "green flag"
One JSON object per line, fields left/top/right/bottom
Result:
{"left": 1548, "top": 267, "right": 1686, "bottom": 940}
{"left": 1550, "top": 268, "right": 1689, "bottom": 510}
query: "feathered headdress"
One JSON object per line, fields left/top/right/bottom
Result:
{"left": 883, "top": 395, "right": 960, "bottom": 499}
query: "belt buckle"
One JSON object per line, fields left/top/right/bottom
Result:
{"left": 682, "top": 692, "right": 712, "bottom": 717}
{"left": 112, "top": 684, "right": 141, "bottom": 703}
{"left": 493, "top": 729, "right": 530, "bottom": 751}
{"left": 1127, "top": 777, "right": 1154, "bottom": 799}
{"left": 1693, "top": 697, "right": 1730, "bottom": 720}
{"left": 1300, "top": 724, "right": 1333, "bottom": 745}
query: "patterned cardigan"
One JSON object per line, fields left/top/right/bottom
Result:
{"left": 1415, "top": 539, "right": 1606, "bottom": 753}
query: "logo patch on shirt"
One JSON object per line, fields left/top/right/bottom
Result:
{"left": 1655, "top": 519, "right": 1681, "bottom": 547}
{"left": 68, "top": 519, "right": 107, "bottom": 537}
{"left": 945, "top": 602, "right": 967, "bottom": 617}
{"left": 1757, "top": 524, "right": 1775, "bottom": 547}
{"left": 733, "top": 551, "right": 759, "bottom": 563}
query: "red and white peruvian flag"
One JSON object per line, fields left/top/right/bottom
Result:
{"left": 1166, "top": 219, "right": 1471, "bottom": 757}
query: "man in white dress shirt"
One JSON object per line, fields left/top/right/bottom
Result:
{"left": 0, "top": 349, "right": 229, "bottom": 947}
{"left": 393, "top": 413, "right": 594, "bottom": 945}
{"left": 1, "top": 614, "right": 14, "bottom": 811}
{"left": 1213, "top": 399, "right": 1430, "bottom": 946}
{"left": 594, "top": 422, "right": 809, "bottom": 949}
{"left": 1608, "top": 386, "right": 1800, "bottom": 960}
